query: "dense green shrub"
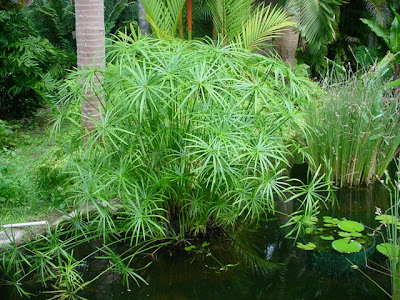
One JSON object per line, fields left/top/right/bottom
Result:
{"left": 25, "top": 0, "right": 138, "bottom": 52}
{"left": 54, "top": 33, "right": 326, "bottom": 241}
{"left": 0, "top": 10, "right": 69, "bottom": 119}
{"left": 24, "top": 0, "right": 76, "bottom": 54}
{"left": 0, "top": 120, "right": 19, "bottom": 149}
{"left": 0, "top": 160, "right": 29, "bottom": 207}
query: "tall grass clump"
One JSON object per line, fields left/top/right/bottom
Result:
{"left": 370, "top": 159, "right": 400, "bottom": 299}
{"left": 53, "top": 32, "right": 322, "bottom": 241}
{"left": 385, "top": 161, "right": 400, "bottom": 300}
{"left": 305, "top": 75, "right": 400, "bottom": 187}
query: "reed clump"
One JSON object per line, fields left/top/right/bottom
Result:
{"left": 305, "top": 75, "right": 400, "bottom": 187}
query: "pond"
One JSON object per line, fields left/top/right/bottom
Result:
{"left": 0, "top": 184, "right": 392, "bottom": 299}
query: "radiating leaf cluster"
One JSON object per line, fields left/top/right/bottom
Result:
{"left": 54, "top": 33, "right": 318, "bottom": 240}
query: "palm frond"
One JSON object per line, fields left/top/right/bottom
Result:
{"left": 234, "top": 4, "right": 293, "bottom": 51}
{"left": 364, "top": 0, "right": 391, "bottom": 26}
{"left": 289, "top": 0, "right": 345, "bottom": 50}
{"left": 208, "top": 0, "right": 253, "bottom": 42}
{"left": 142, "top": 0, "right": 186, "bottom": 38}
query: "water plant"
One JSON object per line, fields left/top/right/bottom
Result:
{"left": 295, "top": 216, "right": 373, "bottom": 255}
{"left": 304, "top": 74, "right": 400, "bottom": 187}
{"left": 52, "top": 31, "right": 321, "bottom": 242}
{"left": 0, "top": 220, "right": 172, "bottom": 298}
{"left": 374, "top": 158, "right": 400, "bottom": 299}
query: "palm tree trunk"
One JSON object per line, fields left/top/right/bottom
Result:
{"left": 274, "top": 16, "right": 299, "bottom": 66}
{"left": 75, "top": 0, "right": 105, "bottom": 132}
{"left": 138, "top": 0, "right": 151, "bottom": 35}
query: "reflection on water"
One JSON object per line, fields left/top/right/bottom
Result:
{"left": 1, "top": 184, "right": 392, "bottom": 299}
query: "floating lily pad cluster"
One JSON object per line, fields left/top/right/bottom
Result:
{"left": 375, "top": 214, "right": 400, "bottom": 258}
{"left": 296, "top": 216, "right": 372, "bottom": 254}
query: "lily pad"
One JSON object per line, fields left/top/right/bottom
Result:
{"left": 338, "top": 231, "right": 362, "bottom": 238}
{"left": 337, "top": 220, "right": 364, "bottom": 233}
{"left": 324, "top": 223, "right": 334, "bottom": 227}
{"left": 297, "top": 242, "right": 316, "bottom": 251}
{"left": 376, "top": 243, "right": 400, "bottom": 258}
{"left": 332, "top": 239, "right": 362, "bottom": 253}
{"left": 320, "top": 235, "right": 334, "bottom": 241}
{"left": 323, "top": 216, "right": 339, "bottom": 224}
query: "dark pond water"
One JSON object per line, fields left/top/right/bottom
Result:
{"left": 0, "top": 184, "right": 393, "bottom": 300}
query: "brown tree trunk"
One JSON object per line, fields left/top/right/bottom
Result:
{"left": 75, "top": 0, "right": 105, "bottom": 132}
{"left": 274, "top": 16, "right": 299, "bottom": 66}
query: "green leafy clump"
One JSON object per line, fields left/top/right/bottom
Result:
{"left": 24, "top": 0, "right": 137, "bottom": 52}
{"left": 304, "top": 75, "right": 400, "bottom": 187}
{"left": 0, "top": 161, "right": 29, "bottom": 207}
{"left": 54, "top": 32, "right": 320, "bottom": 240}
{"left": 0, "top": 121, "right": 71, "bottom": 225}
{"left": 376, "top": 214, "right": 400, "bottom": 226}
{"left": 298, "top": 216, "right": 372, "bottom": 254}
{"left": 0, "top": 120, "right": 20, "bottom": 149}
{"left": 0, "top": 10, "right": 69, "bottom": 119}
{"left": 376, "top": 243, "right": 400, "bottom": 259}
{"left": 331, "top": 238, "right": 362, "bottom": 254}
{"left": 375, "top": 213, "right": 400, "bottom": 259}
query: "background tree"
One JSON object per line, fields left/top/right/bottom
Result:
{"left": 74, "top": 0, "right": 105, "bottom": 132}
{"left": 273, "top": 0, "right": 345, "bottom": 66}
{"left": 138, "top": 0, "right": 150, "bottom": 35}
{"left": 0, "top": 0, "right": 68, "bottom": 119}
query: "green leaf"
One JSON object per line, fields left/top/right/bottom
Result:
{"left": 320, "top": 235, "right": 334, "bottom": 240}
{"left": 233, "top": 3, "right": 293, "bottom": 51}
{"left": 323, "top": 216, "right": 339, "bottom": 224}
{"left": 291, "top": 0, "right": 345, "bottom": 48}
{"left": 337, "top": 220, "right": 364, "bottom": 232}
{"left": 331, "top": 239, "right": 362, "bottom": 253}
{"left": 184, "top": 245, "right": 196, "bottom": 251}
{"left": 390, "top": 9, "right": 400, "bottom": 53}
{"left": 376, "top": 243, "right": 400, "bottom": 259}
{"left": 202, "top": 241, "right": 210, "bottom": 247}
{"left": 296, "top": 242, "right": 316, "bottom": 250}
{"left": 305, "top": 227, "right": 315, "bottom": 234}
{"left": 368, "top": 134, "right": 382, "bottom": 141}
{"left": 355, "top": 46, "right": 377, "bottom": 67}
{"left": 388, "top": 79, "right": 400, "bottom": 89}
{"left": 375, "top": 214, "right": 399, "bottom": 225}
{"left": 338, "top": 231, "right": 362, "bottom": 238}
{"left": 142, "top": 0, "right": 186, "bottom": 38}
{"left": 360, "top": 18, "right": 390, "bottom": 48}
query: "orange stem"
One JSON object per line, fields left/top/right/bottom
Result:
{"left": 187, "top": 0, "right": 192, "bottom": 40}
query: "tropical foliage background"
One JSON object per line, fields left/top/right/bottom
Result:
{"left": 0, "top": 0, "right": 400, "bottom": 299}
